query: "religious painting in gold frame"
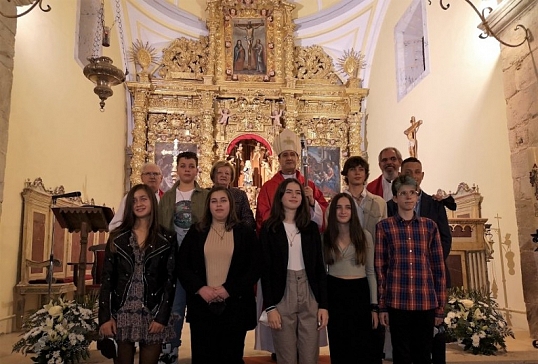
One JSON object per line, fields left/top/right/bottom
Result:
{"left": 307, "top": 146, "right": 341, "bottom": 199}
{"left": 224, "top": 6, "right": 275, "bottom": 82}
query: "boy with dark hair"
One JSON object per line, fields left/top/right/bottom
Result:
{"left": 159, "top": 151, "right": 208, "bottom": 363}
{"left": 375, "top": 175, "right": 446, "bottom": 364}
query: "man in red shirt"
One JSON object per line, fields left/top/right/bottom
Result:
{"left": 366, "top": 147, "right": 403, "bottom": 202}
{"left": 255, "top": 129, "right": 328, "bottom": 232}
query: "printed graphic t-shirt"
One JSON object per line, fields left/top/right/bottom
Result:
{"left": 174, "top": 188, "right": 194, "bottom": 245}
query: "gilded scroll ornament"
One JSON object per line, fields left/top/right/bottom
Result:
{"left": 294, "top": 45, "right": 341, "bottom": 84}
{"left": 159, "top": 37, "right": 210, "bottom": 80}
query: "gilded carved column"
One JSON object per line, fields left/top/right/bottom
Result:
{"left": 346, "top": 88, "right": 368, "bottom": 157}
{"left": 347, "top": 112, "right": 363, "bottom": 157}
{"left": 129, "top": 85, "right": 151, "bottom": 186}
{"left": 199, "top": 90, "right": 216, "bottom": 187}
{"left": 205, "top": 1, "right": 219, "bottom": 80}
{"left": 283, "top": 94, "right": 298, "bottom": 133}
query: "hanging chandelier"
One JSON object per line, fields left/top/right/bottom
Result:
{"left": 83, "top": 0, "right": 127, "bottom": 111}
{"left": 0, "top": 0, "right": 51, "bottom": 18}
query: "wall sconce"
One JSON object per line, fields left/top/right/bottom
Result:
{"left": 428, "top": 0, "right": 530, "bottom": 47}
{"left": 0, "top": 0, "right": 51, "bottom": 18}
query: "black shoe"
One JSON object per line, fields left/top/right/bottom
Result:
{"left": 271, "top": 353, "right": 277, "bottom": 361}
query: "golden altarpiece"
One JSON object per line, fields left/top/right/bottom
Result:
{"left": 127, "top": 0, "right": 367, "bottom": 201}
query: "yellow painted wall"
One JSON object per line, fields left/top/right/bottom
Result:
{"left": 367, "top": 0, "right": 526, "bottom": 329}
{"left": 0, "top": 0, "right": 126, "bottom": 332}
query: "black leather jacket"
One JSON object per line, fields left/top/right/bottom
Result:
{"left": 98, "top": 226, "right": 177, "bottom": 326}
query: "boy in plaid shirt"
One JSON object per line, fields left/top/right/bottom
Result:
{"left": 375, "top": 175, "right": 446, "bottom": 364}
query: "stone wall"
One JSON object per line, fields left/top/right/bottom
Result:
{"left": 0, "top": 2, "right": 16, "bottom": 223}
{"left": 493, "top": 0, "right": 538, "bottom": 337}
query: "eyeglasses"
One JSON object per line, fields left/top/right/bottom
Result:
{"left": 397, "top": 190, "right": 418, "bottom": 197}
{"left": 141, "top": 172, "right": 161, "bottom": 177}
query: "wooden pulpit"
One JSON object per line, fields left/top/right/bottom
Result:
{"left": 52, "top": 206, "right": 113, "bottom": 297}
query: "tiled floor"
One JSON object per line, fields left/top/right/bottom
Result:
{"left": 1, "top": 325, "right": 537, "bottom": 363}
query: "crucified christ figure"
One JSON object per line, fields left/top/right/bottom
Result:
{"left": 235, "top": 21, "right": 263, "bottom": 70}
{"left": 404, "top": 116, "right": 423, "bottom": 158}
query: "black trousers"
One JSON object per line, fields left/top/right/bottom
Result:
{"left": 190, "top": 320, "right": 247, "bottom": 364}
{"left": 327, "top": 275, "right": 376, "bottom": 364}
{"left": 388, "top": 308, "right": 435, "bottom": 364}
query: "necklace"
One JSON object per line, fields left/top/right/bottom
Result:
{"left": 211, "top": 225, "right": 226, "bottom": 241}
{"left": 286, "top": 229, "right": 299, "bottom": 247}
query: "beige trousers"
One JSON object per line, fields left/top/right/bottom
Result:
{"left": 271, "top": 269, "right": 320, "bottom": 364}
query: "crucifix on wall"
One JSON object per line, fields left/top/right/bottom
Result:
{"left": 404, "top": 116, "right": 423, "bottom": 158}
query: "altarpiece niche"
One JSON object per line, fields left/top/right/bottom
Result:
{"left": 127, "top": 0, "right": 368, "bottom": 202}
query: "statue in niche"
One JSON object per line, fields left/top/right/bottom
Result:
{"left": 252, "top": 142, "right": 262, "bottom": 163}
{"left": 404, "top": 116, "right": 423, "bottom": 158}
{"left": 235, "top": 143, "right": 244, "bottom": 161}
{"left": 261, "top": 159, "right": 272, "bottom": 183}
{"left": 243, "top": 160, "right": 253, "bottom": 186}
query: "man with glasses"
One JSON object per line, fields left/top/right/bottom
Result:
{"left": 108, "top": 162, "right": 164, "bottom": 231}
{"left": 367, "top": 147, "right": 403, "bottom": 202}
{"left": 387, "top": 157, "right": 453, "bottom": 364}
{"left": 375, "top": 175, "right": 446, "bottom": 364}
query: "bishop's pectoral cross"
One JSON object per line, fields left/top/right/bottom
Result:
{"left": 161, "top": 139, "right": 181, "bottom": 181}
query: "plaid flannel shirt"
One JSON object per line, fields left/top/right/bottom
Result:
{"left": 375, "top": 214, "right": 447, "bottom": 317}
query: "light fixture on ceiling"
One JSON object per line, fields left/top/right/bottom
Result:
{"left": 429, "top": 0, "right": 530, "bottom": 47}
{"left": 83, "top": 0, "right": 126, "bottom": 111}
{"left": 0, "top": 0, "right": 51, "bottom": 18}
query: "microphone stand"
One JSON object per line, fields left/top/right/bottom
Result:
{"left": 47, "top": 195, "right": 59, "bottom": 302}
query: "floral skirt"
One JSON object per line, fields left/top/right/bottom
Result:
{"left": 115, "top": 306, "right": 176, "bottom": 344}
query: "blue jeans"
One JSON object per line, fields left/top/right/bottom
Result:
{"left": 170, "top": 279, "right": 186, "bottom": 348}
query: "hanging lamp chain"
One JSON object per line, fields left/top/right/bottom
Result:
{"left": 115, "top": 0, "right": 129, "bottom": 77}
{"left": 91, "top": 1, "right": 105, "bottom": 59}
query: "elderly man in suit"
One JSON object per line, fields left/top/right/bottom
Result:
{"left": 387, "top": 157, "right": 454, "bottom": 364}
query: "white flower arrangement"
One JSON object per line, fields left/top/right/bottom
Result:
{"left": 444, "top": 287, "right": 514, "bottom": 355}
{"left": 13, "top": 297, "right": 98, "bottom": 364}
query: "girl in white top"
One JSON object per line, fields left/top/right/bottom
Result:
{"left": 323, "top": 192, "right": 378, "bottom": 364}
{"left": 260, "top": 178, "right": 328, "bottom": 364}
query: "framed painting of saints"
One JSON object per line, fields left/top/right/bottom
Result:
{"left": 232, "top": 18, "right": 267, "bottom": 75}
{"left": 307, "top": 146, "right": 341, "bottom": 199}
{"left": 154, "top": 141, "right": 197, "bottom": 192}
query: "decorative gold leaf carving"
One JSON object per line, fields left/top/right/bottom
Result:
{"left": 159, "top": 37, "right": 210, "bottom": 80}
{"left": 294, "top": 45, "right": 341, "bottom": 84}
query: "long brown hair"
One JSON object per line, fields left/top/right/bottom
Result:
{"left": 265, "top": 178, "right": 311, "bottom": 232}
{"left": 323, "top": 193, "right": 367, "bottom": 265}
{"left": 197, "top": 186, "right": 239, "bottom": 231}
{"left": 109, "top": 184, "right": 160, "bottom": 251}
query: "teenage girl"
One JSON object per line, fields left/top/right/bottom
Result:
{"left": 260, "top": 178, "right": 328, "bottom": 364}
{"left": 323, "top": 192, "right": 378, "bottom": 363}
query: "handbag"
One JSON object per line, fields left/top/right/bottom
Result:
{"left": 97, "top": 337, "right": 117, "bottom": 359}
